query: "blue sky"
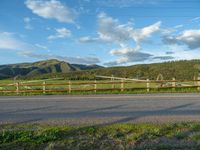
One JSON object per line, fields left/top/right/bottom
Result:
{"left": 0, "top": 0, "right": 199, "bottom": 66}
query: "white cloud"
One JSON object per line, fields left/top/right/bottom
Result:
{"left": 35, "top": 44, "right": 50, "bottom": 52}
{"left": 79, "top": 12, "right": 161, "bottom": 48}
{"left": 48, "top": 28, "right": 71, "bottom": 40}
{"left": 35, "top": 44, "right": 48, "bottom": 50}
{"left": 0, "top": 32, "right": 52, "bottom": 58}
{"left": 191, "top": 17, "right": 200, "bottom": 22}
{"left": 131, "top": 21, "right": 161, "bottom": 50}
{"left": 105, "top": 49, "right": 174, "bottom": 66}
{"left": 0, "top": 32, "right": 32, "bottom": 51}
{"left": 110, "top": 47, "right": 135, "bottom": 55}
{"left": 165, "top": 45, "right": 200, "bottom": 60}
{"left": 177, "top": 30, "right": 200, "bottom": 49}
{"left": 104, "top": 51, "right": 153, "bottom": 66}
{"left": 24, "top": 17, "right": 33, "bottom": 30}
{"left": 79, "top": 13, "right": 133, "bottom": 43}
{"left": 25, "top": 0, "right": 78, "bottom": 23}
{"left": 97, "top": 12, "right": 133, "bottom": 43}
{"left": 163, "top": 29, "right": 200, "bottom": 49}
{"left": 110, "top": 21, "right": 161, "bottom": 56}
{"left": 79, "top": 13, "right": 161, "bottom": 65}
{"left": 174, "top": 24, "right": 183, "bottom": 29}
{"left": 19, "top": 51, "right": 100, "bottom": 65}
{"left": 79, "top": 36, "right": 100, "bottom": 43}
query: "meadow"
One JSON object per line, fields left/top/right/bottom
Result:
{"left": 0, "top": 79, "right": 199, "bottom": 96}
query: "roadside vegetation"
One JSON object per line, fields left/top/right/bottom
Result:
{"left": 1, "top": 123, "right": 200, "bottom": 149}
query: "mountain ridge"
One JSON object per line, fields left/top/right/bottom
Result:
{"left": 0, "top": 59, "right": 103, "bottom": 79}
{"left": 1, "top": 59, "right": 200, "bottom": 80}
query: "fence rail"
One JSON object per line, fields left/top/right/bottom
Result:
{"left": 0, "top": 78, "right": 200, "bottom": 94}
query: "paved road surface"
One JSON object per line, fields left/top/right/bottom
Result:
{"left": 1, "top": 94, "right": 200, "bottom": 125}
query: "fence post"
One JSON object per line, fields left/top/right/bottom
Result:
{"left": 198, "top": 77, "right": 200, "bottom": 90}
{"left": 146, "top": 79, "right": 150, "bottom": 92}
{"left": 43, "top": 81, "right": 46, "bottom": 94}
{"left": 121, "top": 79, "right": 124, "bottom": 92}
{"left": 111, "top": 75, "right": 114, "bottom": 89}
{"left": 172, "top": 77, "right": 176, "bottom": 91}
{"left": 68, "top": 81, "right": 71, "bottom": 93}
{"left": 16, "top": 82, "right": 19, "bottom": 94}
{"left": 94, "top": 80, "right": 97, "bottom": 93}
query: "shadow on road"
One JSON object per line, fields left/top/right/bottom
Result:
{"left": 0, "top": 102, "right": 200, "bottom": 125}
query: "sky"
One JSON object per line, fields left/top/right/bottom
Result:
{"left": 0, "top": 0, "right": 199, "bottom": 66}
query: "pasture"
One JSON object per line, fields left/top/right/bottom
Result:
{"left": 0, "top": 78, "right": 199, "bottom": 95}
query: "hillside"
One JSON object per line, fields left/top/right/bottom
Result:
{"left": 29, "top": 60, "right": 200, "bottom": 81}
{"left": 1, "top": 59, "right": 200, "bottom": 80}
{"left": 0, "top": 59, "right": 103, "bottom": 79}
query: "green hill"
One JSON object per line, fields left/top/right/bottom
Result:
{"left": 0, "top": 59, "right": 103, "bottom": 79}
{"left": 93, "top": 60, "right": 200, "bottom": 80}
{"left": 1, "top": 59, "right": 200, "bottom": 80}
{"left": 34, "top": 60, "right": 200, "bottom": 81}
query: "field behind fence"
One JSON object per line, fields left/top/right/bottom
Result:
{"left": 1, "top": 77, "right": 200, "bottom": 95}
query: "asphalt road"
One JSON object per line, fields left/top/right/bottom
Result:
{"left": 1, "top": 93, "right": 200, "bottom": 125}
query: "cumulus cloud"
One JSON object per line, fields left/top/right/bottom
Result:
{"left": 109, "top": 21, "right": 161, "bottom": 57}
{"left": 48, "top": 28, "right": 71, "bottom": 40}
{"left": 104, "top": 51, "right": 153, "bottom": 66}
{"left": 79, "top": 12, "right": 133, "bottom": 44}
{"left": 97, "top": 13, "right": 133, "bottom": 43}
{"left": 130, "top": 21, "right": 161, "bottom": 51}
{"left": 79, "top": 12, "right": 162, "bottom": 65}
{"left": 163, "top": 29, "right": 200, "bottom": 49}
{"left": 79, "top": 13, "right": 161, "bottom": 47}
{"left": 105, "top": 51, "right": 174, "bottom": 66}
{"left": 19, "top": 51, "right": 100, "bottom": 65}
{"left": 25, "top": 0, "right": 78, "bottom": 23}
{"left": 110, "top": 47, "right": 138, "bottom": 55}
{"left": 176, "top": 30, "right": 200, "bottom": 49}
{"left": 125, "top": 51, "right": 153, "bottom": 62}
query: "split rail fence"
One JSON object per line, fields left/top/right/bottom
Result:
{"left": 1, "top": 78, "right": 200, "bottom": 94}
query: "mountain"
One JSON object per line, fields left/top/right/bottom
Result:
{"left": 38, "top": 59, "right": 200, "bottom": 81}
{"left": 71, "top": 64, "right": 103, "bottom": 71}
{"left": 1, "top": 59, "right": 200, "bottom": 80}
{"left": 0, "top": 59, "right": 103, "bottom": 79}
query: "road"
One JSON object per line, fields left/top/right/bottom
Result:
{"left": 0, "top": 94, "right": 200, "bottom": 125}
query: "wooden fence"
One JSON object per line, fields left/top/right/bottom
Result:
{"left": 0, "top": 78, "right": 200, "bottom": 94}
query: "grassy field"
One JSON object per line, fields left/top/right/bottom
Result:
{"left": 1, "top": 123, "right": 200, "bottom": 149}
{"left": 0, "top": 79, "right": 199, "bottom": 96}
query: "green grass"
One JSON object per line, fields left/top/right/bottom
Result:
{"left": 0, "top": 79, "right": 199, "bottom": 96}
{"left": 1, "top": 123, "right": 200, "bottom": 149}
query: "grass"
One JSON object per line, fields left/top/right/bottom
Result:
{"left": 1, "top": 123, "right": 200, "bottom": 149}
{"left": 0, "top": 79, "right": 199, "bottom": 96}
